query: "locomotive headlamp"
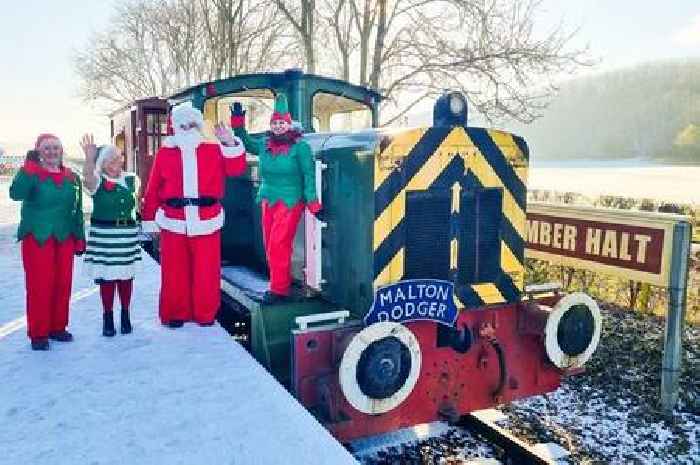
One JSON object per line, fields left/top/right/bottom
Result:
{"left": 449, "top": 93, "right": 466, "bottom": 115}
{"left": 433, "top": 91, "right": 468, "bottom": 127}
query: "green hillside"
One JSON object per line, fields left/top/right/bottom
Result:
{"left": 516, "top": 59, "right": 700, "bottom": 164}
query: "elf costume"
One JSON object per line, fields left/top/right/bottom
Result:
{"left": 230, "top": 94, "right": 321, "bottom": 303}
{"left": 142, "top": 104, "right": 247, "bottom": 327}
{"left": 84, "top": 146, "right": 141, "bottom": 336}
{"left": 9, "top": 136, "right": 85, "bottom": 348}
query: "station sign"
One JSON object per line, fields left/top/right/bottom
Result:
{"left": 525, "top": 202, "right": 689, "bottom": 287}
{"left": 364, "top": 279, "right": 459, "bottom": 327}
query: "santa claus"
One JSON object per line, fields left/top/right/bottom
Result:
{"left": 142, "top": 104, "right": 246, "bottom": 328}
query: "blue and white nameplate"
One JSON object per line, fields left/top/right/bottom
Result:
{"left": 364, "top": 279, "right": 459, "bottom": 327}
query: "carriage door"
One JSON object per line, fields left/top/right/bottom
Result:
{"left": 138, "top": 108, "right": 168, "bottom": 195}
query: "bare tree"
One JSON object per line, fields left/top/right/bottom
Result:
{"left": 75, "top": 0, "right": 292, "bottom": 106}
{"left": 273, "top": 0, "right": 318, "bottom": 73}
{"left": 77, "top": 0, "right": 592, "bottom": 126}
{"left": 322, "top": 0, "right": 356, "bottom": 81}
{"left": 311, "top": 0, "right": 593, "bottom": 125}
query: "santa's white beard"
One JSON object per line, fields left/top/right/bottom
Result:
{"left": 172, "top": 129, "right": 203, "bottom": 154}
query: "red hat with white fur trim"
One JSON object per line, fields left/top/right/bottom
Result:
{"left": 35, "top": 133, "right": 60, "bottom": 150}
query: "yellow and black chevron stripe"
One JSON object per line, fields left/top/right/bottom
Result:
{"left": 372, "top": 126, "right": 529, "bottom": 309}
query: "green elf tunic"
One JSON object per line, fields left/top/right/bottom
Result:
{"left": 9, "top": 161, "right": 85, "bottom": 245}
{"left": 84, "top": 173, "right": 141, "bottom": 282}
{"left": 232, "top": 127, "right": 318, "bottom": 207}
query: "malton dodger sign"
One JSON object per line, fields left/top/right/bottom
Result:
{"left": 364, "top": 279, "right": 459, "bottom": 326}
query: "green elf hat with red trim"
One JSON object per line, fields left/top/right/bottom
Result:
{"left": 270, "top": 94, "right": 292, "bottom": 124}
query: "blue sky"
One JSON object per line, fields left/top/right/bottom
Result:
{"left": 541, "top": 0, "right": 700, "bottom": 70}
{"left": 1, "top": 0, "right": 699, "bottom": 155}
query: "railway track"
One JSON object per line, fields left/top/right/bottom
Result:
{"left": 351, "top": 409, "right": 566, "bottom": 465}
{"left": 459, "top": 410, "right": 559, "bottom": 465}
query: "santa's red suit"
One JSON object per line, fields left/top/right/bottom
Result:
{"left": 142, "top": 106, "right": 246, "bottom": 325}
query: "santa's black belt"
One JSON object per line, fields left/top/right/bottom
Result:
{"left": 91, "top": 218, "right": 136, "bottom": 227}
{"left": 165, "top": 197, "right": 218, "bottom": 208}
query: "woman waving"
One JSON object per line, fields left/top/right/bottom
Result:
{"left": 81, "top": 134, "right": 141, "bottom": 337}
{"left": 9, "top": 134, "right": 85, "bottom": 350}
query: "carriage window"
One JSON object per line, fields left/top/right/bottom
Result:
{"left": 203, "top": 89, "right": 276, "bottom": 136}
{"left": 313, "top": 93, "right": 372, "bottom": 132}
{"left": 145, "top": 112, "right": 167, "bottom": 157}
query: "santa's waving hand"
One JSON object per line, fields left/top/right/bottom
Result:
{"left": 142, "top": 103, "right": 246, "bottom": 328}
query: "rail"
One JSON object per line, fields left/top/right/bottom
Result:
{"left": 459, "top": 410, "right": 556, "bottom": 465}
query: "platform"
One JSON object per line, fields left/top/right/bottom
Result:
{"left": 0, "top": 254, "right": 358, "bottom": 465}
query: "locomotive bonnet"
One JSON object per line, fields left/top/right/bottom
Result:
{"left": 313, "top": 91, "right": 530, "bottom": 319}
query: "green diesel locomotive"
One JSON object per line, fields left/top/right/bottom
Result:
{"left": 111, "top": 69, "right": 601, "bottom": 441}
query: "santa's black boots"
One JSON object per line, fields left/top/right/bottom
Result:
{"left": 103, "top": 311, "right": 116, "bottom": 337}
{"left": 120, "top": 309, "right": 132, "bottom": 334}
{"left": 31, "top": 338, "right": 49, "bottom": 351}
{"left": 48, "top": 330, "right": 73, "bottom": 342}
{"left": 167, "top": 320, "right": 184, "bottom": 329}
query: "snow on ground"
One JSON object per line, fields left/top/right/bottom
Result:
{"left": 0, "top": 184, "right": 358, "bottom": 465}
{"left": 500, "top": 305, "right": 699, "bottom": 464}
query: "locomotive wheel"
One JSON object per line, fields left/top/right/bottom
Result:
{"left": 339, "top": 322, "right": 421, "bottom": 415}
{"left": 545, "top": 292, "right": 602, "bottom": 369}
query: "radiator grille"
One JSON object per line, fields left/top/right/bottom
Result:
{"left": 458, "top": 188, "right": 503, "bottom": 284}
{"left": 404, "top": 190, "right": 451, "bottom": 280}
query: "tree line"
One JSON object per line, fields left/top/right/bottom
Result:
{"left": 74, "top": 0, "right": 591, "bottom": 125}
{"left": 514, "top": 59, "right": 700, "bottom": 162}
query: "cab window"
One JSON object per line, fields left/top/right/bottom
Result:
{"left": 202, "top": 89, "right": 275, "bottom": 136}
{"left": 312, "top": 92, "right": 372, "bottom": 132}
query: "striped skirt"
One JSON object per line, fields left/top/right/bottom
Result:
{"left": 84, "top": 223, "right": 142, "bottom": 282}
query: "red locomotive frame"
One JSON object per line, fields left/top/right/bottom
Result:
{"left": 292, "top": 298, "right": 565, "bottom": 442}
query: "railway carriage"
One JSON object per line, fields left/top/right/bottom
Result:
{"left": 110, "top": 69, "right": 602, "bottom": 441}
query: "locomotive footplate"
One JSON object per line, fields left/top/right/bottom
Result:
{"left": 219, "top": 264, "right": 339, "bottom": 388}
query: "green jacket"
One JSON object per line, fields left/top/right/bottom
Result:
{"left": 233, "top": 127, "right": 317, "bottom": 207}
{"left": 9, "top": 162, "right": 85, "bottom": 244}
{"left": 90, "top": 174, "right": 137, "bottom": 222}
